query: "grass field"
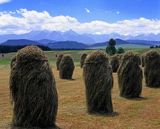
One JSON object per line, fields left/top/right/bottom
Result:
{"left": 0, "top": 48, "right": 160, "bottom": 129}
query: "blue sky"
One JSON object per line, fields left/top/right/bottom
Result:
{"left": 0, "top": 0, "right": 160, "bottom": 35}
{"left": 0, "top": 0, "right": 159, "bottom": 22}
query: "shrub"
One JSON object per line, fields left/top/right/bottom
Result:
{"left": 117, "top": 47, "right": 125, "bottom": 54}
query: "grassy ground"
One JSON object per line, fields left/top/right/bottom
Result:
{"left": 0, "top": 48, "right": 160, "bottom": 129}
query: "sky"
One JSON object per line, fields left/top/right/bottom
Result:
{"left": 0, "top": 0, "right": 160, "bottom": 35}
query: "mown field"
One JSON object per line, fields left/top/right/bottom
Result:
{"left": 0, "top": 48, "right": 160, "bottom": 129}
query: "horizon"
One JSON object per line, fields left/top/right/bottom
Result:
{"left": 0, "top": 0, "right": 160, "bottom": 37}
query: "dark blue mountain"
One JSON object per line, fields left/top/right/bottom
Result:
{"left": 1, "top": 39, "right": 41, "bottom": 46}
{"left": 0, "top": 30, "right": 95, "bottom": 44}
{"left": 127, "top": 40, "right": 160, "bottom": 45}
{"left": 48, "top": 41, "right": 88, "bottom": 49}
{"left": 0, "top": 30, "right": 160, "bottom": 44}
{"left": 37, "top": 39, "right": 56, "bottom": 45}
{"left": 0, "top": 38, "right": 157, "bottom": 49}
{"left": 90, "top": 39, "right": 130, "bottom": 47}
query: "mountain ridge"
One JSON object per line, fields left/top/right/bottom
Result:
{"left": 1, "top": 30, "right": 160, "bottom": 44}
{"left": 1, "top": 38, "right": 158, "bottom": 49}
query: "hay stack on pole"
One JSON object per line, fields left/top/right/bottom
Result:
{"left": 10, "top": 46, "right": 58, "bottom": 129}
{"left": 56, "top": 54, "right": 64, "bottom": 70}
{"left": 59, "top": 54, "right": 75, "bottom": 79}
{"left": 117, "top": 51, "right": 143, "bottom": 98}
{"left": 83, "top": 51, "right": 113, "bottom": 115}
{"left": 135, "top": 54, "right": 141, "bottom": 65}
{"left": 80, "top": 53, "right": 87, "bottom": 68}
{"left": 10, "top": 56, "right": 16, "bottom": 68}
{"left": 141, "top": 53, "right": 146, "bottom": 67}
{"left": 144, "top": 50, "right": 160, "bottom": 87}
{"left": 110, "top": 55, "right": 120, "bottom": 72}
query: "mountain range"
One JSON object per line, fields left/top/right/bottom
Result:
{"left": 0, "top": 30, "right": 160, "bottom": 44}
{"left": 1, "top": 38, "right": 159, "bottom": 50}
{"left": 0, "top": 30, "right": 160, "bottom": 49}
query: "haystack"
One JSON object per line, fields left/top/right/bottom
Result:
{"left": 144, "top": 50, "right": 160, "bottom": 87}
{"left": 80, "top": 53, "right": 87, "bottom": 68}
{"left": 135, "top": 54, "right": 141, "bottom": 65}
{"left": 141, "top": 53, "right": 146, "bottom": 67}
{"left": 10, "top": 46, "right": 58, "bottom": 129}
{"left": 117, "top": 51, "right": 143, "bottom": 98}
{"left": 56, "top": 54, "right": 63, "bottom": 70}
{"left": 59, "top": 55, "right": 75, "bottom": 79}
{"left": 10, "top": 56, "right": 16, "bottom": 68}
{"left": 83, "top": 51, "right": 113, "bottom": 114}
{"left": 110, "top": 55, "right": 120, "bottom": 72}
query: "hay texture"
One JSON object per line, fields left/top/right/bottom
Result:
{"left": 141, "top": 53, "right": 146, "bottom": 67}
{"left": 10, "top": 46, "right": 58, "bottom": 129}
{"left": 135, "top": 54, "right": 141, "bottom": 65}
{"left": 117, "top": 51, "right": 143, "bottom": 98}
{"left": 80, "top": 53, "right": 87, "bottom": 68}
{"left": 59, "top": 55, "right": 75, "bottom": 79}
{"left": 110, "top": 55, "right": 120, "bottom": 72}
{"left": 144, "top": 50, "right": 160, "bottom": 87}
{"left": 83, "top": 51, "right": 113, "bottom": 114}
{"left": 10, "top": 56, "right": 17, "bottom": 69}
{"left": 116, "top": 54, "right": 124, "bottom": 65}
{"left": 56, "top": 54, "right": 63, "bottom": 70}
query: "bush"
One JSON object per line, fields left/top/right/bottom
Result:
{"left": 106, "top": 46, "right": 117, "bottom": 55}
{"left": 117, "top": 47, "right": 125, "bottom": 54}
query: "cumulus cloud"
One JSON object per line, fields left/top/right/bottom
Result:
{"left": 0, "top": 0, "right": 11, "bottom": 4}
{"left": 85, "top": 8, "right": 90, "bottom": 13}
{"left": 0, "top": 9, "right": 160, "bottom": 35}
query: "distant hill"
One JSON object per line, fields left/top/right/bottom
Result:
{"left": 1, "top": 30, "right": 160, "bottom": 44}
{"left": 1, "top": 39, "right": 41, "bottom": 46}
{"left": 48, "top": 41, "right": 88, "bottom": 49}
{"left": 0, "top": 38, "right": 158, "bottom": 50}
{"left": 89, "top": 39, "right": 132, "bottom": 48}
{"left": 0, "top": 30, "right": 95, "bottom": 44}
{"left": 127, "top": 40, "right": 160, "bottom": 45}
{"left": 0, "top": 45, "right": 51, "bottom": 53}
{"left": 37, "top": 39, "right": 56, "bottom": 45}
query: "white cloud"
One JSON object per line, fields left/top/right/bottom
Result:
{"left": 0, "top": 9, "right": 160, "bottom": 36}
{"left": 0, "top": 0, "right": 11, "bottom": 4}
{"left": 116, "top": 11, "right": 120, "bottom": 15}
{"left": 85, "top": 8, "right": 90, "bottom": 13}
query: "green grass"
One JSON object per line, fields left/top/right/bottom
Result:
{"left": 0, "top": 48, "right": 160, "bottom": 65}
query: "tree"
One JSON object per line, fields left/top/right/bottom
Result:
{"left": 117, "top": 47, "right": 125, "bottom": 54}
{"left": 106, "top": 38, "right": 117, "bottom": 55}
{"left": 108, "top": 38, "right": 116, "bottom": 46}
